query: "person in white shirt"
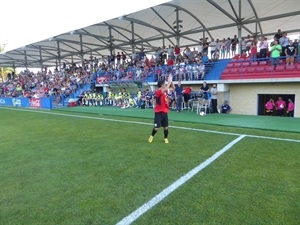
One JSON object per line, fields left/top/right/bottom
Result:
{"left": 210, "top": 83, "right": 218, "bottom": 113}
{"left": 279, "top": 32, "right": 290, "bottom": 56}
{"left": 245, "top": 34, "right": 252, "bottom": 56}
{"left": 209, "top": 38, "right": 217, "bottom": 58}
{"left": 198, "top": 42, "right": 203, "bottom": 56}
{"left": 259, "top": 36, "right": 268, "bottom": 59}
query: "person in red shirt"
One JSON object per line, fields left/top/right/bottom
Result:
{"left": 174, "top": 45, "right": 181, "bottom": 60}
{"left": 183, "top": 86, "right": 192, "bottom": 109}
{"left": 148, "top": 75, "right": 175, "bottom": 144}
{"left": 167, "top": 56, "right": 174, "bottom": 66}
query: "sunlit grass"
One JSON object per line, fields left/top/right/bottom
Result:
{"left": 0, "top": 108, "right": 299, "bottom": 225}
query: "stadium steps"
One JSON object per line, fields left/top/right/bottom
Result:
{"left": 205, "top": 59, "right": 230, "bottom": 80}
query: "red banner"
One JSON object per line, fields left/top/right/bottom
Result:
{"left": 30, "top": 98, "right": 41, "bottom": 108}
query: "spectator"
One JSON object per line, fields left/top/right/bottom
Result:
{"left": 270, "top": 39, "right": 282, "bottom": 66}
{"left": 286, "top": 98, "right": 294, "bottom": 117}
{"left": 200, "top": 81, "right": 210, "bottom": 101}
{"left": 265, "top": 98, "right": 275, "bottom": 116}
{"left": 231, "top": 35, "right": 238, "bottom": 57}
{"left": 210, "top": 83, "right": 218, "bottom": 113}
{"left": 174, "top": 81, "right": 184, "bottom": 112}
{"left": 250, "top": 41, "right": 258, "bottom": 62}
{"left": 220, "top": 38, "right": 226, "bottom": 59}
{"left": 245, "top": 34, "right": 252, "bottom": 56}
{"left": 174, "top": 45, "right": 181, "bottom": 60}
{"left": 259, "top": 36, "right": 268, "bottom": 59}
{"left": 209, "top": 38, "right": 217, "bottom": 58}
{"left": 225, "top": 37, "right": 231, "bottom": 58}
{"left": 275, "top": 96, "right": 286, "bottom": 116}
{"left": 182, "top": 86, "right": 192, "bottom": 109}
{"left": 285, "top": 40, "right": 297, "bottom": 66}
{"left": 279, "top": 32, "right": 289, "bottom": 56}
{"left": 201, "top": 52, "right": 209, "bottom": 64}
{"left": 221, "top": 100, "right": 232, "bottom": 114}
{"left": 274, "top": 29, "right": 282, "bottom": 40}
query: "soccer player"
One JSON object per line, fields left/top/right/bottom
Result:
{"left": 148, "top": 75, "right": 174, "bottom": 144}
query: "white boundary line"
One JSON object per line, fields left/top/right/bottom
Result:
{"left": 116, "top": 135, "right": 246, "bottom": 225}
{"left": 1, "top": 107, "right": 299, "bottom": 143}
{"left": 1, "top": 107, "right": 300, "bottom": 224}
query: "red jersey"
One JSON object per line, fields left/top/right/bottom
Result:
{"left": 174, "top": 46, "right": 180, "bottom": 55}
{"left": 154, "top": 89, "right": 169, "bottom": 113}
{"left": 183, "top": 87, "right": 192, "bottom": 94}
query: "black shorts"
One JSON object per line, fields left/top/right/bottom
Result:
{"left": 154, "top": 112, "right": 168, "bottom": 128}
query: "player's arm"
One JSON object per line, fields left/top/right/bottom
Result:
{"left": 162, "top": 75, "right": 173, "bottom": 91}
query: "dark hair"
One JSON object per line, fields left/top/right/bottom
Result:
{"left": 157, "top": 80, "right": 165, "bottom": 88}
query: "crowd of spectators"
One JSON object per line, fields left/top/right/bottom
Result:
{"left": 0, "top": 65, "right": 92, "bottom": 102}
{"left": 1, "top": 29, "right": 299, "bottom": 101}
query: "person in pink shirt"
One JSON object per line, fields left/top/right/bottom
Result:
{"left": 286, "top": 98, "right": 295, "bottom": 117}
{"left": 265, "top": 98, "right": 275, "bottom": 116}
{"left": 275, "top": 96, "right": 286, "bottom": 116}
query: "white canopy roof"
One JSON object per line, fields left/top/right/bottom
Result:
{"left": 0, "top": 0, "right": 299, "bottom": 68}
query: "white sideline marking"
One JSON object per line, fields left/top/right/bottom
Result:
{"left": 1, "top": 107, "right": 300, "bottom": 143}
{"left": 116, "top": 135, "right": 246, "bottom": 225}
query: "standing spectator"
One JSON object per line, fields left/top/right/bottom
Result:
{"left": 274, "top": 29, "right": 282, "bottom": 40}
{"left": 279, "top": 32, "right": 289, "bottom": 56}
{"left": 121, "top": 52, "right": 126, "bottom": 65}
{"left": 250, "top": 41, "right": 258, "bottom": 62}
{"left": 259, "top": 36, "right": 268, "bottom": 59}
{"left": 285, "top": 40, "right": 297, "bottom": 66}
{"left": 241, "top": 37, "right": 247, "bottom": 54}
{"left": 202, "top": 42, "right": 209, "bottom": 56}
{"left": 275, "top": 96, "right": 286, "bottom": 116}
{"left": 210, "top": 83, "right": 218, "bottom": 113}
{"left": 148, "top": 75, "right": 174, "bottom": 144}
{"left": 225, "top": 37, "right": 231, "bottom": 58}
{"left": 174, "top": 45, "right": 181, "bottom": 61}
{"left": 286, "top": 98, "right": 294, "bottom": 117}
{"left": 295, "top": 39, "right": 300, "bottom": 63}
{"left": 200, "top": 81, "right": 210, "bottom": 101}
{"left": 116, "top": 52, "right": 121, "bottom": 67}
{"left": 198, "top": 42, "right": 203, "bottom": 56}
{"left": 265, "top": 98, "right": 275, "bottom": 116}
{"left": 220, "top": 38, "right": 226, "bottom": 59}
{"left": 174, "top": 81, "right": 184, "bottom": 112}
{"left": 209, "top": 38, "right": 216, "bottom": 58}
{"left": 167, "top": 56, "right": 174, "bottom": 66}
{"left": 167, "top": 45, "right": 174, "bottom": 59}
{"left": 183, "top": 86, "right": 192, "bottom": 109}
{"left": 231, "top": 35, "right": 238, "bottom": 57}
{"left": 270, "top": 40, "right": 282, "bottom": 66}
{"left": 245, "top": 34, "right": 252, "bottom": 56}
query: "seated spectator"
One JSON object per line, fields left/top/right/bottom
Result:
{"left": 201, "top": 52, "right": 209, "bottom": 64}
{"left": 221, "top": 100, "right": 232, "bottom": 114}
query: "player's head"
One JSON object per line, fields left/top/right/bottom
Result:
{"left": 157, "top": 80, "right": 165, "bottom": 88}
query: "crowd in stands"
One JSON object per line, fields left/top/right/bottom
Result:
{"left": 0, "top": 65, "right": 93, "bottom": 102}
{"left": 1, "top": 29, "right": 299, "bottom": 101}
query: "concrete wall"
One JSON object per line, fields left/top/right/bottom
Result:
{"left": 228, "top": 83, "right": 300, "bottom": 117}
{"left": 179, "top": 81, "right": 300, "bottom": 117}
